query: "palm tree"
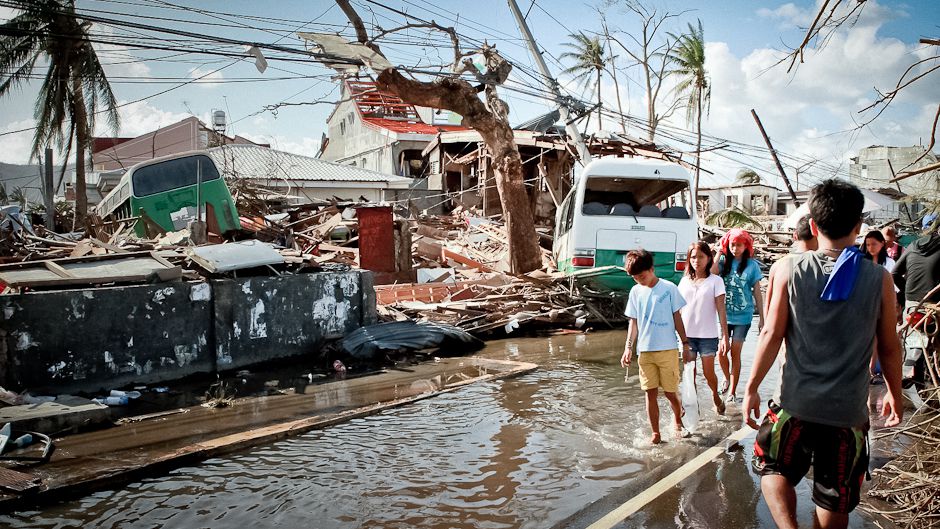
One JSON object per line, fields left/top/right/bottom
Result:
{"left": 560, "top": 32, "right": 606, "bottom": 131}
{"left": 735, "top": 168, "right": 761, "bottom": 185}
{"left": 668, "top": 20, "right": 710, "bottom": 198}
{"left": 0, "top": 0, "right": 119, "bottom": 219}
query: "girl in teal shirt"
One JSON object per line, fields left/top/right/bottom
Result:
{"left": 711, "top": 229, "right": 764, "bottom": 403}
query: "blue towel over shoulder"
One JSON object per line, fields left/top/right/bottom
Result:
{"left": 820, "top": 247, "right": 864, "bottom": 302}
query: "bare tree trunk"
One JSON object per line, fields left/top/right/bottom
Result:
{"left": 71, "top": 78, "right": 89, "bottom": 219}
{"left": 334, "top": 0, "right": 541, "bottom": 273}
{"left": 596, "top": 69, "right": 603, "bottom": 132}
{"left": 601, "top": 19, "right": 627, "bottom": 134}
{"left": 375, "top": 71, "right": 541, "bottom": 273}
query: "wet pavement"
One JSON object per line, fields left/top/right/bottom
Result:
{"left": 0, "top": 322, "right": 910, "bottom": 528}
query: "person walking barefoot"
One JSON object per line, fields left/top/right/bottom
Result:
{"left": 678, "top": 241, "right": 729, "bottom": 415}
{"left": 712, "top": 229, "right": 764, "bottom": 404}
{"left": 621, "top": 249, "right": 693, "bottom": 444}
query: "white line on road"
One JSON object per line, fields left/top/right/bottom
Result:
{"left": 586, "top": 425, "right": 755, "bottom": 529}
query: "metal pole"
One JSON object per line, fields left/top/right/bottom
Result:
{"left": 751, "top": 109, "right": 799, "bottom": 205}
{"left": 43, "top": 148, "right": 55, "bottom": 229}
{"left": 196, "top": 157, "right": 202, "bottom": 222}
{"left": 507, "top": 0, "right": 593, "bottom": 167}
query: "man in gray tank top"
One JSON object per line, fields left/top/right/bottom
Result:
{"left": 743, "top": 179, "right": 903, "bottom": 529}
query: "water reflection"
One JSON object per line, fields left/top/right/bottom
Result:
{"left": 2, "top": 329, "right": 763, "bottom": 529}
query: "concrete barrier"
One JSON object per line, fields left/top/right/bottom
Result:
{"left": 0, "top": 271, "right": 376, "bottom": 394}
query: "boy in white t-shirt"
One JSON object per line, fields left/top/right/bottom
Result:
{"left": 678, "top": 241, "right": 730, "bottom": 416}
{"left": 620, "top": 249, "right": 692, "bottom": 444}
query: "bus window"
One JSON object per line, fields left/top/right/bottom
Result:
{"left": 132, "top": 155, "right": 221, "bottom": 197}
{"left": 564, "top": 194, "right": 576, "bottom": 233}
{"left": 583, "top": 177, "right": 690, "bottom": 219}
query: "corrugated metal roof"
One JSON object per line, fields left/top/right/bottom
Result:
{"left": 208, "top": 145, "right": 412, "bottom": 184}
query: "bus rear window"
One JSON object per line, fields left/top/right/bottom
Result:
{"left": 132, "top": 155, "right": 221, "bottom": 197}
{"left": 581, "top": 177, "right": 690, "bottom": 218}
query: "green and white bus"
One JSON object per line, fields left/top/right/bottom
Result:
{"left": 553, "top": 157, "right": 698, "bottom": 291}
{"left": 97, "top": 151, "right": 241, "bottom": 237}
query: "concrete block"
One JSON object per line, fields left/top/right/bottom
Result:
{"left": 0, "top": 396, "right": 110, "bottom": 435}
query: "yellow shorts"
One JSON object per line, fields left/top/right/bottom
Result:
{"left": 638, "top": 349, "right": 680, "bottom": 392}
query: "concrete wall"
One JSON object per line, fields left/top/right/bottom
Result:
{"left": 213, "top": 272, "right": 366, "bottom": 370}
{"left": 0, "top": 271, "right": 376, "bottom": 394}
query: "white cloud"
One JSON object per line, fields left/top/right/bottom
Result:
{"left": 189, "top": 67, "right": 225, "bottom": 88}
{"left": 239, "top": 134, "right": 323, "bottom": 158}
{"left": 106, "top": 100, "right": 193, "bottom": 137}
{"left": 601, "top": 2, "right": 938, "bottom": 189}
{"left": 757, "top": 3, "right": 813, "bottom": 29}
{"left": 0, "top": 119, "right": 38, "bottom": 164}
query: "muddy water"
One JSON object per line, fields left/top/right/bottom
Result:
{"left": 1, "top": 325, "right": 882, "bottom": 528}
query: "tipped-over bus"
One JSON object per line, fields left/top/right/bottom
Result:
{"left": 97, "top": 151, "right": 240, "bottom": 237}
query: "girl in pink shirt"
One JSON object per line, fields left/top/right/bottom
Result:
{"left": 678, "top": 241, "right": 730, "bottom": 415}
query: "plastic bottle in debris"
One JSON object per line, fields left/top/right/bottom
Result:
{"left": 93, "top": 396, "right": 128, "bottom": 406}
{"left": 9, "top": 434, "right": 32, "bottom": 449}
{"left": 110, "top": 389, "right": 141, "bottom": 399}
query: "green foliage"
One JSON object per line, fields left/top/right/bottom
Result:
{"left": 705, "top": 207, "right": 763, "bottom": 230}
{"left": 667, "top": 20, "right": 710, "bottom": 126}
{"left": 0, "top": 0, "right": 119, "bottom": 160}
{"left": 560, "top": 32, "right": 607, "bottom": 128}
{"left": 735, "top": 168, "right": 761, "bottom": 184}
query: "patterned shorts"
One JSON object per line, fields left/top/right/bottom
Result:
{"left": 753, "top": 401, "right": 869, "bottom": 513}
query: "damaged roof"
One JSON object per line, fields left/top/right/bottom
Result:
{"left": 208, "top": 144, "right": 412, "bottom": 186}
{"left": 345, "top": 79, "right": 466, "bottom": 135}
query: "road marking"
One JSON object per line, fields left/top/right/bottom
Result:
{"left": 586, "top": 425, "right": 755, "bottom": 529}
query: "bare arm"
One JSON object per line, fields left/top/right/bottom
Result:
{"left": 753, "top": 280, "right": 765, "bottom": 329}
{"left": 743, "top": 260, "right": 790, "bottom": 428}
{"left": 715, "top": 293, "right": 730, "bottom": 352}
{"left": 621, "top": 318, "right": 638, "bottom": 367}
{"left": 876, "top": 269, "right": 904, "bottom": 427}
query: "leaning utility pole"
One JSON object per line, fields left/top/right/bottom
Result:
{"left": 751, "top": 109, "right": 799, "bottom": 205}
{"left": 43, "top": 148, "right": 55, "bottom": 229}
{"left": 507, "top": 0, "right": 593, "bottom": 166}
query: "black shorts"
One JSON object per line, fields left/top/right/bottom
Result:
{"left": 752, "top": 401, "right": 869, "bottom": 514}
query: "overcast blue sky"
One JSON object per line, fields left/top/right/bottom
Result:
{"left": 1, "top": 0, "right": 938, "bottom": 189}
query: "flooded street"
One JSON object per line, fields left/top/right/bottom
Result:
{"left": 2, "top": 324, "right": 885, "bottom": 528}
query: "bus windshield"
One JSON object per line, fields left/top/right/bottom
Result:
{"left": 581, "top": 177, "right": 690, "bottom": 218}
{"left": 132, "top": 154, "right": 221, "bottom": 197}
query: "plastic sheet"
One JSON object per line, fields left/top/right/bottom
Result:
{"left": 680, "top": 361, "right": 700, "bottom": 433}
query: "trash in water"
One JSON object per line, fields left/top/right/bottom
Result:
{"left": 9, "top": 434, "right": 33, "bottom": 450}
{"left": 153, "top": 387, "right": 169, "bottom": 393}
{"left": 110, "top": 389, "right": 141, "bottom": 399}
{"left": 93, "top": 396, "right": 128, "bottom": 406}
{"left": 504, "top": 319, "right": 520, "bottom": 334}
{"left": 333, "top": 360, "right": 347, "bottom": 374}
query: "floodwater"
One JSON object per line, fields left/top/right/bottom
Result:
{"left": 1, "top": 323, "right": 895, "bottom": 528}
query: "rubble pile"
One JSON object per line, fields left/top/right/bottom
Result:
{"left": 0, "top": 204, "right": 600, "bottom": 339}
{"left": 377, "top": 212, "right": 592, "bottom": 337}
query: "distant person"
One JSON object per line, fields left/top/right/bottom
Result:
{"left": 892, "top": 223, "right": 940, "bottom": 386}
{"left": 861, "top": 230, "right": 897, "bottom": 383}
{"left": 884, "top": 226, "right": 903, "bottom": 261}
{"left": 621, "top": 249, "right": 692, "bottom": 444}
{"left": 861, "top": 230, "right": 896, "bottom": 272}
{"left": 893, "top": 224, "right": 940, "bottom": 305}
{"left": 711, "top": 228, "right": 764, "bottom": 404}
{"left": 791, "top": 214, "right": 818, "bottom": 253}
{"left": 744, "top": 179, "right": 903, "bottom": 529}
{"left": 678, "top": 242, "right": 729, "bottom": 416}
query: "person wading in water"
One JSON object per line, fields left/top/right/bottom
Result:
{"left": 743, "top": 179, "right": 903, "bottom": 529}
